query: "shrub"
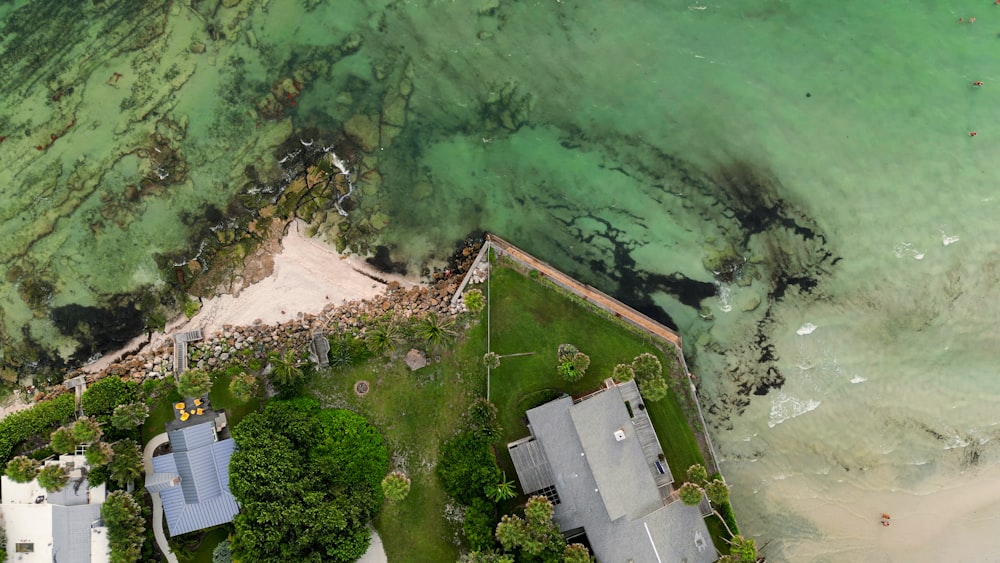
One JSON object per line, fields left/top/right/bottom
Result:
{"left": 464, "top": 497, "right": 498, "bottom": 552}
{"left": 50, "top": 426, "right": 78, "bottom": 454}
{"left": 102, "top": 490, "right": 145, "bottom": 562}
{"left": 4, "top": 456, "right": 40, "bottom": 483}
{"left": 719, "top": 499, "right": 741, "bottom": 537}
{"left": 328, "top": 333, "right": 371, "bottom": 368}
{"left": 465, "top": 399, "right": 501, "bottom": 441}
{"left": 229, "top": 372, "right": 259, "bottom": 403}
{"left": 437, "top": 430, "right": 501, "bottom": 506}
{"left": 109, "top": 440, "right": 143, "bottom": 487}
{"left": 0, "top": 393, "right": 75, "bottom": 467}
{"left": 381, "top": 471, "right": 411, "bottom": 503}
{"left": 212, "top": 539, "right": 232, "bottom": 563}
{"left": 182, "top": 298, "right": 201, "bottom": 319}
{"left": 177, "top": 369, "right": 212, "bottom": 397}
{"left": 463, "top": 289, "right": 486, "bottom": 314}
{"left": 612, "top": 363, "right": 635, "bottom": 382}
{"left": 37, "top": 464, "right": 69, "bottom": 493}
{"left": 82, "top": 377, "right": 138, "bottom": 419}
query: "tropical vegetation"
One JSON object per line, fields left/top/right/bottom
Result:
{"left": 102, "top": 490, "right": 146, "bottom": 563}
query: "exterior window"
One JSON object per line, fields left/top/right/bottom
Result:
{"left": 15, "top": 543, "right": 34, "bottom": 553}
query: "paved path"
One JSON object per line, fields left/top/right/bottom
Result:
{"left": 143, "top": 432, "right": 178, "bottom": 563}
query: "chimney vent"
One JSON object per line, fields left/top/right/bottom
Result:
{"left": 614, "top": 429, "right": 626, "bottom": 442}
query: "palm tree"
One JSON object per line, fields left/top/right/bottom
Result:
{"left": 485, "top": 472, "right": 518, "bottom": 502}
{"left": 365, "top": 320, "right": 400, "bottom": 356}
{"left": 418, "top": 311, "right": 456, "bottom": 350}
{"left": 269, "top": 349, "right": 304, "bottom": 388}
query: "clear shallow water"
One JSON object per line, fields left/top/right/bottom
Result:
{"left": 3, "top": 1, "right": 1000, "bottom": 559}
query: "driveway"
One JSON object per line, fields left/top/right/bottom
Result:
{"left": 143, "top": 432, "right": 178, "bottom": 563}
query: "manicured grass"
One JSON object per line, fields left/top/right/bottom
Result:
{"left": 142, "top": 385, "right": 182, "bottom": 444}
{"left": 173, "top": 525, "right": 231, "bottom": 563}
{"left": 307, "top": 324, "right": 487, "bottom": 563}
{"left": 208, "top": 370, "right": 261, "bottom": 427}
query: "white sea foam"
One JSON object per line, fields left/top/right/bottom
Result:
{"left": 850, "top": 375, "right": 867, "bottom": 384}
{"left": 893, "top": 242, "right": 925, "bottom": 260}
{"left": 796, "top": 323, "right": 817, "bottom": 335}
{"left": 717, "top": 283, "right": 733, "bottom": 313}
{"left": 939, "top": 226, "right": 960, "bottom": 246}
{"left": 768, "top": 391, "right": 821, "bottom": 428}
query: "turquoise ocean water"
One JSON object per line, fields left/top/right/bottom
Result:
{"left": 2, "top": 1, "right": 1000, "bottom": 560}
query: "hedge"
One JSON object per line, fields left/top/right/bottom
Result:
{"left": 0, "top": 393, "right": 75, "bottom": 467}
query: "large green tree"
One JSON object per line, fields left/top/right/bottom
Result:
{"left": 49, "top": 426, "right": 79, "bottom": 454}
{"left": 109, "top": 440, "right": 143, "bottom": 487}
{"left": 229, "top": 372, "right": 259, "bottom": 403}
{"left": 102, "top": 490, "right": 145, "bottom": 563}
{"left": 228, "top": 398, "right": 387, "bottom": 562}
{"left": 82, "top": 377, "right": 138, "bottom": 422}
{"left": 71, "top": 418, "right": 103, "bottom": 443}
{"left": 495, "top": 496, "right": 574, "bottom": 561}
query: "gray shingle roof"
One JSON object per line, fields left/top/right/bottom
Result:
{"left": 516, "top": 384, "right": 718, "bottom": 563}
{"left": 51, "top": 504, "right": 102, "bottom": 563}
{"left": 146, "top": 420, "right": 240, "bottom": 536}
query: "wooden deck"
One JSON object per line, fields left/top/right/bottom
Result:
{"left": 172, "top": 329, "right": 204, "bottom": 374}
{"left": 618, "top": 380, "right": 675, "bottom": 499}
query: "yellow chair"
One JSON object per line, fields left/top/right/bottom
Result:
{"left": 196, "top": 408, "right": 204, "bottom": 416}
{"left": 194, "top": 399, "right": 203, "bottom": 407}
{"left": 174, "top": 402, "right": 185, "bottom": 410}
{"left": 180, "top": 411, "right": 190, "bottom": 422}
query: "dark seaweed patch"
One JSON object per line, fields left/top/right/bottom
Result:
{"left": 51, "top": 298, "right": 145, "bottom": 364}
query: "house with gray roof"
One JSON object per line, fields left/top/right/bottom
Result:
{"left": 507, "top": 379, "right": 717, "bottom": 563}
{"left": 0, "top": 454, "right": 110, "bottom": 563}
{"left": 144, "top": 417, "right": 239, "bottom": 536}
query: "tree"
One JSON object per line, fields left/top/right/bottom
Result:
{"left": 72, "top": 417, "right": 103, "bottom": 443}
{"left": 82, "top": 377, "right": 138, "bottom": 420}
{"left": 483, "top": 351, "right": 501, "bottom": 369}
{"left": 111, "top": 403, "right": 149, "bottom": 430}
{"left": 485, "top": 472, "right": 517, "bottom": 502}
{"left": 365, "top": 320, "right": 400, "bottom": 355}
{"left": 268, "top": 349, "right": 305, "bottom": 389}
{"left": 102, "top": 490, "right": 145, "bottom": 563}
{"left": 37, "top": 464, "right": 69, "bottom": 493}
{"left": 686, "top": 464, "right": 709, "bottom": 486}
{"left": 4, "top": 455, "right": 40, "bottom": 483}
{"left": 229, "top": 372, "right": 259, "bottom": 403}
{"left": 495, "top": 496, "right": 566, "bottom": 559}
{"left": 726, "top": 535, "right": 758, "bottom": 563}
{"left": 382, "top": 471, "right": 411, "bottom": 503}
{"left": 109, "top": 440, "right": 143, "bottom": 487}
{"left": 705, "top": 479, "right": 730, "bottom": 506}
{"left": 177, "top": 368, "right": 213, "bottom": 397}
{"left": 678, "top": 482, "right": 704, "bottom": 506}
{"left": 50, "top": 426, "right": 79, "bottom": 454}
{"left": 463, "top": 289, "right": 486, "bottom": 314}
{"left": 462, "top": 551, "right": 514, "bottom": 563}
{"left": 229, "top": 399, "right": 388, "bottom": 563}
{"left": 417, "top": 311, "right": 456, "bottom": 349}
{"left": 85, "top": 441, "right": 114, "bottom": 467}
{"left": 612, "top": 363, "right": 635, "bottom": 382}
{"left": 465, "top": 399, "right": 502, "bottom": 441}
{"left": 438, "top": 430, "right": 501, "bottom": 506}
{"left": 639, "top": 374, "right": 669, "bottom": 402}
{"left": 556, "top": 344, "right": 589, "bottom": 382}
{"left": 631, "top": 352, "right": 662, "bottom": 382}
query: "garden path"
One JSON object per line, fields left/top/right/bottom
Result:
{"left": 142, "top": 432, "right": 179, "bottom": 563}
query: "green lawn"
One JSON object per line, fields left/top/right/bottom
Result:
{"left": 208, "top": 370, "right": 261, "bottom": 427}
{"left": 142, "top": 384, "right": 182, "bottom": 444}
{"left": 307, "top": 323, "right": 487, "bottom": 563}
{"left": 171, "top": 525, "right": 231, "bottom": 563}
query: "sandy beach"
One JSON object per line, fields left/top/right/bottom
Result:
{"left": 82, "top": 219, "right": 418, "bottom": 374}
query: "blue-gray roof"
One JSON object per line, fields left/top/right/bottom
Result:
{"left": 146, "top": 420, "right": 239, "bottom": 536}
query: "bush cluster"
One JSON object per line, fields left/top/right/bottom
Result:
{"left": 0, "top": 393, "right": 74, "bottom": 467}
{"left": 82, "top": 377, "right": 138, "bottom": 424}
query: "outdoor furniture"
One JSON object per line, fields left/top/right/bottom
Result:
{"left": 180, "top": 411, "right": 190, "bottom": 422}
{"left": 174, "top": 402, "right": 185, "bottom": 410}
{"left": 194, "top": 399, "right": 202, "bottom": 406}
{"left": 195, "top": 408, "right": 204, "bottom": 415}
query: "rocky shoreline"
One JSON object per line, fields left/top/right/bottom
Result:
{"left": 35, "top": 239, "right": 484, "bottom": 402}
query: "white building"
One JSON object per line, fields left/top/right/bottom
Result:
{"left": 0, "top": 454, "right": 110, "bottom": 563}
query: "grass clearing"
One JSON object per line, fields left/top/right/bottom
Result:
{"left": 307, "top": 320, "right": 487, "bottom": 562}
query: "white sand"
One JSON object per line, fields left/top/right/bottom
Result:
{"left": 82, "top": 220, "right": 417, "bottom": 373}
